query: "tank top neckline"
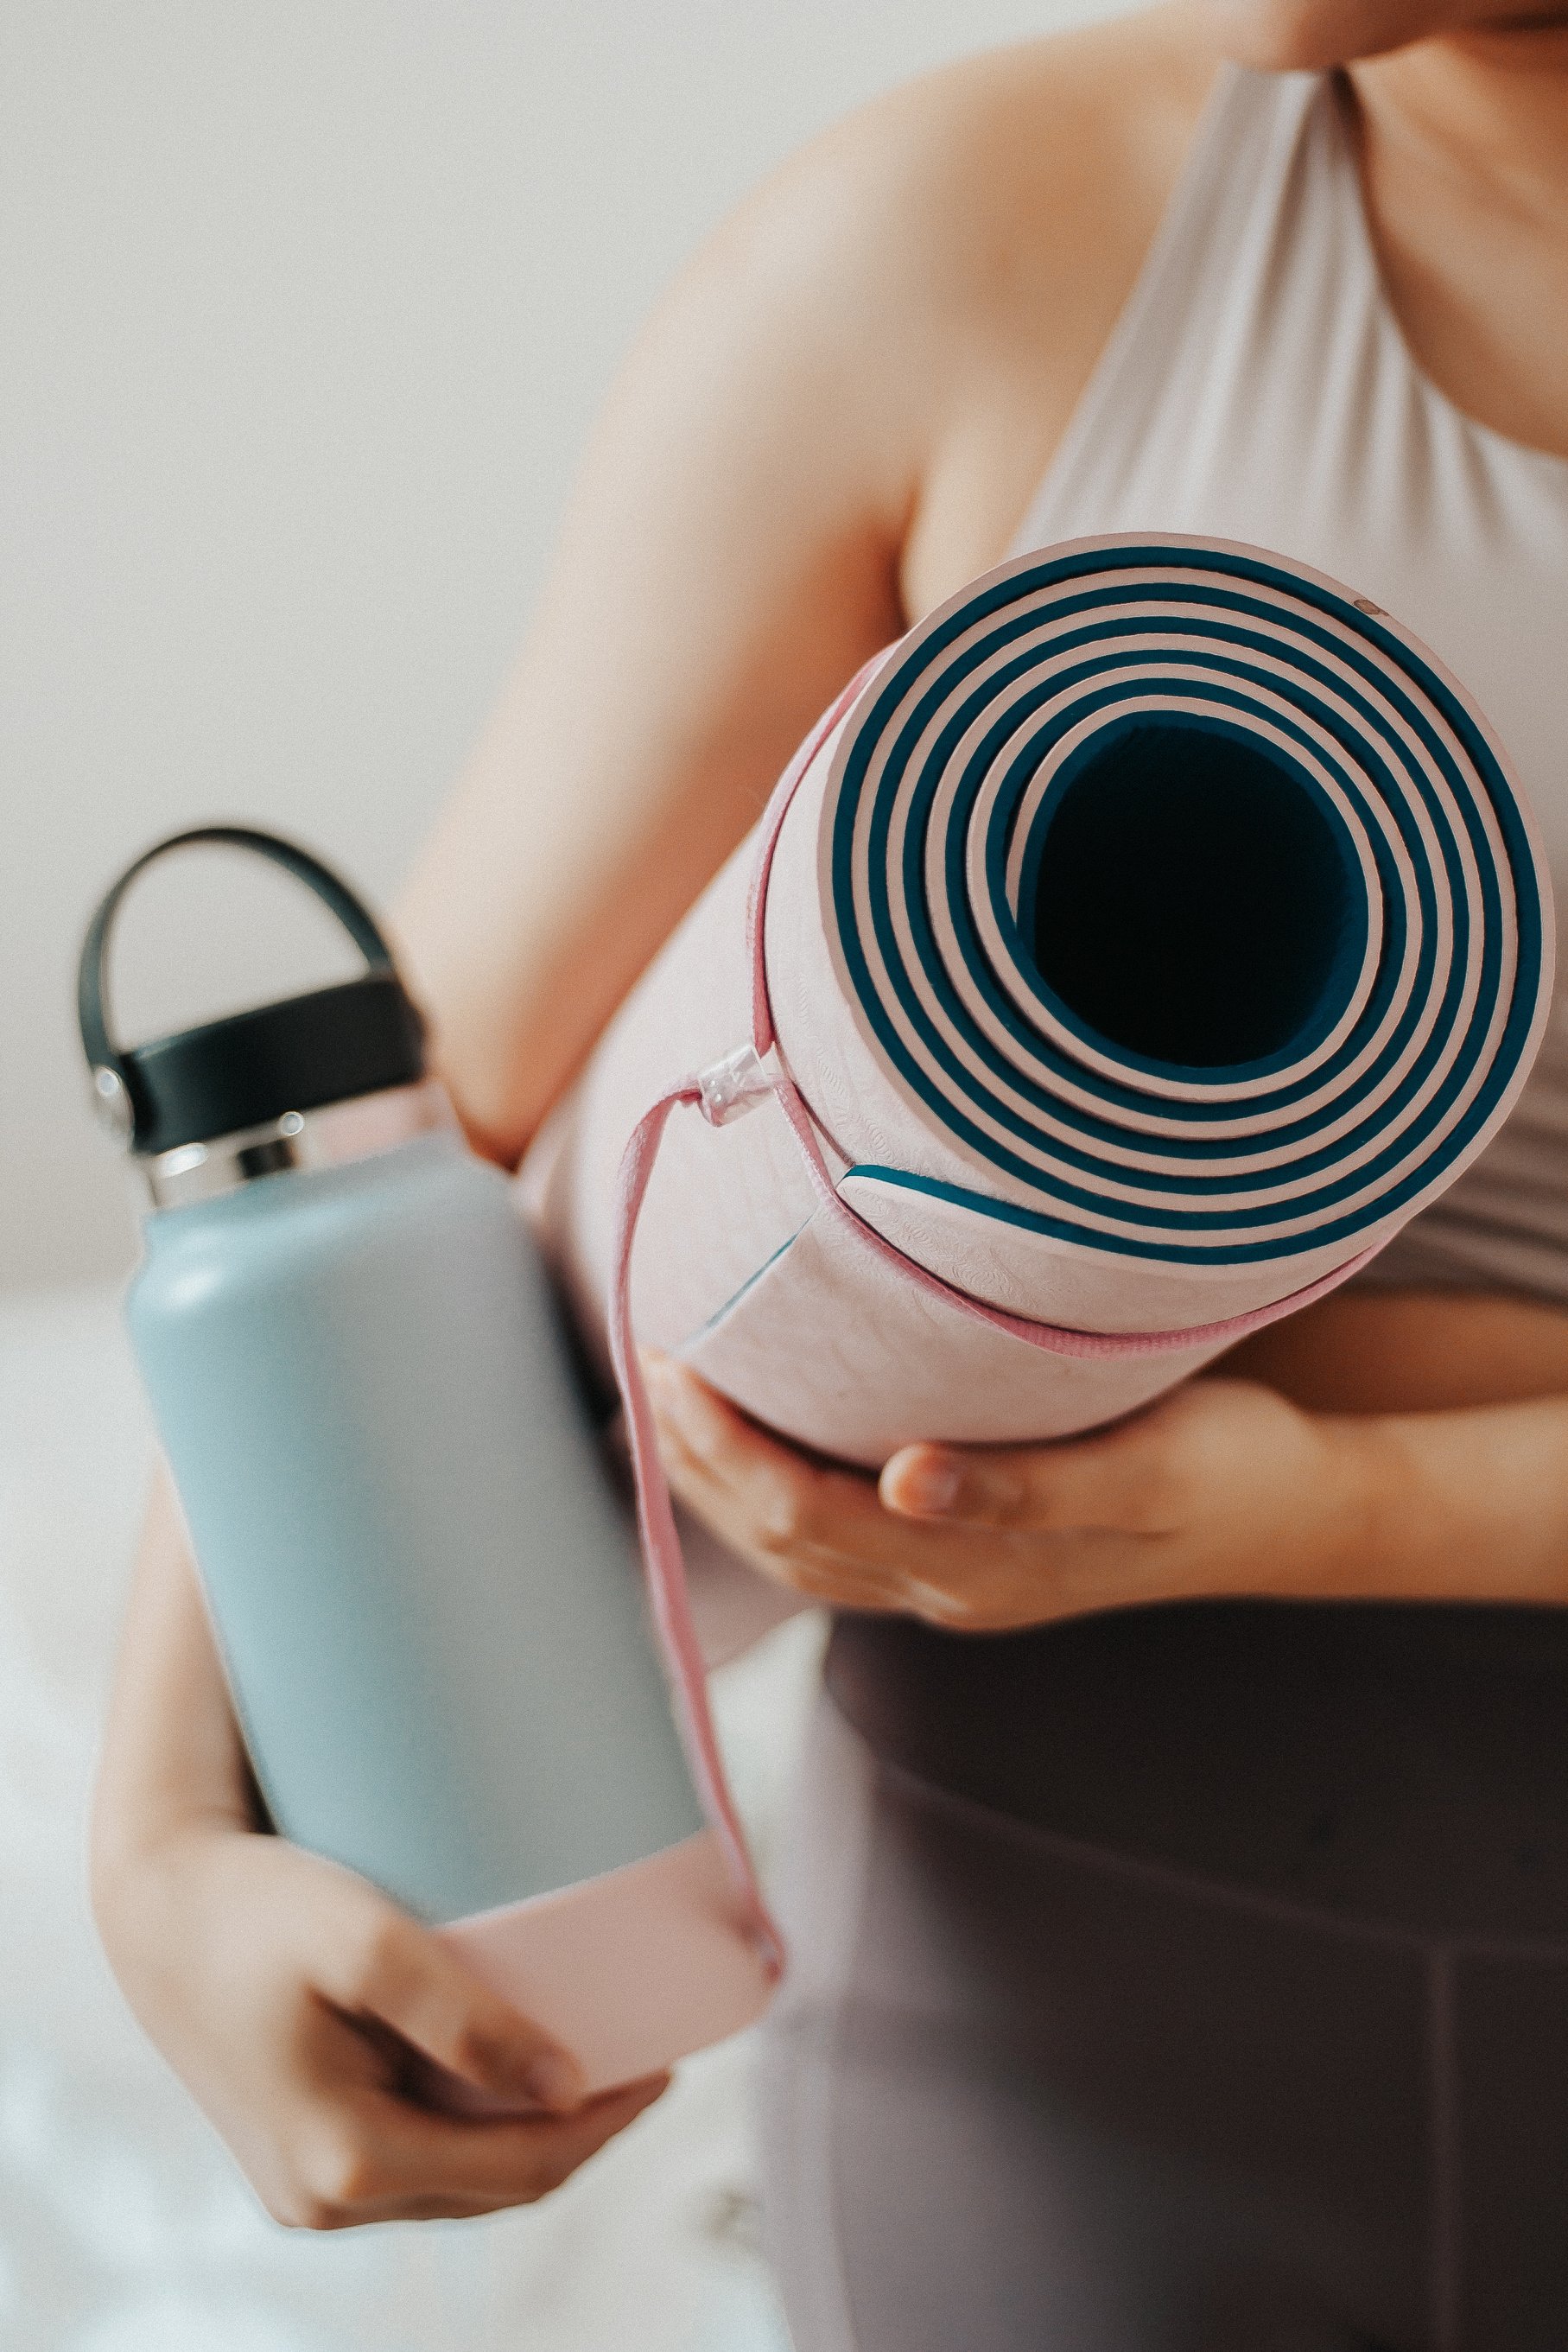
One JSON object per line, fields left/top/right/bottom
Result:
{"left": 1016, "top": 58, "right": 1568, "bottom": 562}
{"left": 1317, "top": 66, "right": 1568, "bottom": 480}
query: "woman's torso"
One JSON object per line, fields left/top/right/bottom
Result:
{"left": 830, "top": 60, "right": 1568, "bottom": 1917}
{"left": 1008, "top": 58, "right": 1568, "bottom": 1321}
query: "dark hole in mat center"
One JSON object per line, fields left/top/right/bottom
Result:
{"left": 1029, "top": 721, "right": 1351, "bottom": 1070}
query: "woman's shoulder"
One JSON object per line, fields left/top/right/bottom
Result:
{"left": 566, "top": 6, "right": 1232, "bottom": 672}
{"left": 742, "top": 4, "right": 1222, "bottom": 350}
{"left": 839, "top": 3, "right": 1223, "bottom": 231}
{"left": 692, "top": 3, "right": 1229, "bottom": 597}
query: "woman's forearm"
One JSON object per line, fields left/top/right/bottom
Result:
{"left": 1328, "top": 1392, "right": 1568, "bottom": 1605}
{"left": 92, "top": 1472, "right": 256, "bottom": 1900}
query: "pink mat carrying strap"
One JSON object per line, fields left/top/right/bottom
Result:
{"left": 607, "top": 658, "right": 1382, "bottom": 1974}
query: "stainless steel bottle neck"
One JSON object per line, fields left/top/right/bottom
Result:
{"left": 140, "top": 1079, "right": 457, "bottom": 1209}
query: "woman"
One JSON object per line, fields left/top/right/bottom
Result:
{"left": 92, "top": 0, "right": 1568, "bottom": 2342}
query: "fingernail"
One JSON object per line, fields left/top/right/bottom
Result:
{"left": 901, "top": 1577, "right": 974, "bottom": 1621}
{"left": 644, "top": 1356, "right": 690, "bottom": 1430}
{"left": 523, "top": 2050, "right": 585, "bottom": 2112}
{"left": 649, "top": 1360, "right": 727, "bottom": 1460}
{"left": 886, "top": 1451, "right": 963, "bottom": 1517}
{"left": 644, "top": 1352, "right": 688, "bottom": 1415}
{"left": 626, "top": 2069, "right": 673, "bottom": 2103}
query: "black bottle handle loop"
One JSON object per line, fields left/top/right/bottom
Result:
{"left": 79, "top": 825, "right": 413, "bottom": 1153}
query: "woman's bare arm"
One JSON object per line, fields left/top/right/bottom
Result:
{"left": 390, "top": 11, "right": 1216, "bottom": 1157}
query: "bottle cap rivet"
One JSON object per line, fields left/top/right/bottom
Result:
{"left": 91, "top": 1065, "right": 133, "bottom": 1145}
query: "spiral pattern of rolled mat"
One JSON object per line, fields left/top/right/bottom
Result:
{"left": 541, "top": 536, "right": 1555, "bottom": 1469}
{"left": 800, "top": 536, "right": 1552, "bottom": 1271}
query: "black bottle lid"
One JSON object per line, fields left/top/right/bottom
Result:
{"left": 78, "top": 826, "right": 427, "bottom": 1157}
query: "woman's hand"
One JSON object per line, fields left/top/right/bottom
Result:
{"left": 92, "top": 1476, "right": 668, "bottom": 2230}
{"left": 646, "top": 1355, "right": 1391, "bottom": 1631}
{"left": 652, "top": 1344, "right": 1568, "bottom": 1629}
{"left": 94, "top": 1823, "right": 669, "bottom": 2231}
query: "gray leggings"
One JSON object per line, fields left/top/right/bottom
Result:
{"left": 757, "top": 1605, "right": 1568, "bottom": 2352}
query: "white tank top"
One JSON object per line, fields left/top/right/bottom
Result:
{"left": 1013, "top": 61, "right": 1568, "bottom": 1306}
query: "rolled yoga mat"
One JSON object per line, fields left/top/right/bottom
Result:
{"left": 536, "top": 536, "right": 1554, "bottom": 1471}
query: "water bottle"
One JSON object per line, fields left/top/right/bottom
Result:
{"left": 79, "top": 825, "right": 774, "bottom": 2095}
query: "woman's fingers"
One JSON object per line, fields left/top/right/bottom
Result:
{"left": 644, "top": 1356, "right": 1270, "bottom": 1628}
{"left": 644, "top": 1351, "right": 1232, "bottom": 1629}
{"left": 646, "top": 1353, "right": 1016, "bottom": 1609}
{"left": 363, "top": 2073, "right": 671, "bottom": 2209}
{"left": 100, "top": 1808, "right": 670, "bottom": 2233}
{"left": 314, "top": 1887, "right": 586, "bottom": 2112}
{"left": 644, "top": 1354, "right": 1063, "bottom": 1623}
{"left": 880, "top": 1406, "right": 1194, "bottom": 1535}
{"left": 645, "top": 1354, "right": 910, "bottom": 1593}
{"left": 880, "top": 1433, "right": 1121, "bottom": 1532}
{"left": 281, "top": 2052, "right": 670, "bottom": 2228}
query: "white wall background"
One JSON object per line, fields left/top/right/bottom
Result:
{"left": 2, "top": 0, "right": 1120, "bottom": 1293}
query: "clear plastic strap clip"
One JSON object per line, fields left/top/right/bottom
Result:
{"left": 695, "top": 1043, "right": 776, "bottom": 1128}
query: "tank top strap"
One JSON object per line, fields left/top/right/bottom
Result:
{"left": 1011, "top": 65, "right": 1359, "bottom": 556}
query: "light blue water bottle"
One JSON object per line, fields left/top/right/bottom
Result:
{"left": 80, "top": 826, "right": 773, "bottom": 2092}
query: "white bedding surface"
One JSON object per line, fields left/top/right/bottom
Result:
{"left": 0, "top": 1286, "right": 815, "bottom": 2351}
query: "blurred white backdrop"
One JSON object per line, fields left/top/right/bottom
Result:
{"left": 1, "top": 0, "right": 1124, "bottom": 1292}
